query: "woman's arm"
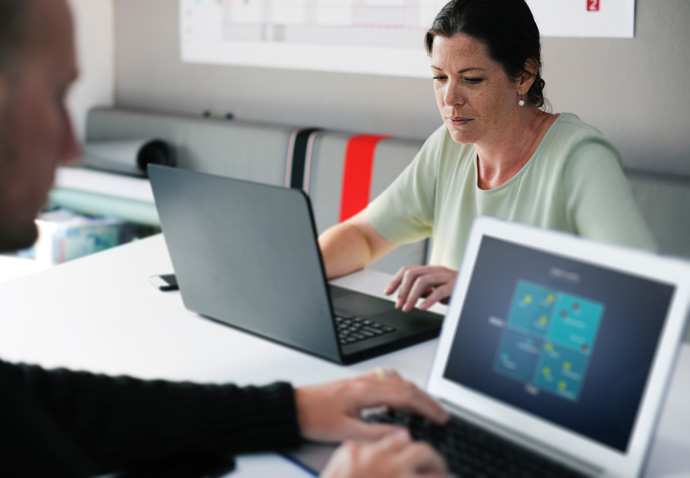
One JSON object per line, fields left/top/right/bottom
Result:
{"left": 320, "top": 212, "right": 456, "bottom": 311}
{"left": 318, "top": 210, "right": 398, "bottom": 279}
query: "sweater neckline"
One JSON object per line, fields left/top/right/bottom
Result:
{"left": 473, "top": 112, "right": 567, "bottom": 193}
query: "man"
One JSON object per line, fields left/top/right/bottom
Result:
{"left": 0, "top": 0, "right": 449, "bottom": 476}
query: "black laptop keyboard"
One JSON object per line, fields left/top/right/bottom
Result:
{"left": 365, "top": 409, "right": 590, "bottom": 478}
{"left": 334, "top": 316, "right": 396, "bottom": 345}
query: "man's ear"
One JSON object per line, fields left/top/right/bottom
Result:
{"left": 517, "top": 58, "right": 540, "bottom": 93}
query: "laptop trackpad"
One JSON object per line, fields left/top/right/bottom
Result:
{"left": 329, "top": 285, "right": 394, "bottom": 317}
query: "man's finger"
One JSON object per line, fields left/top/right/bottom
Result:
{"left": 396, "top": 442, "right": 448, "bottom": 475}
{"left": 355, "top": 380, "right": 450, "bottom": 424}
{"left": 340, "top": 418, "right": 408, "bottom": 441}
{"left": 368, "top": 368, "right": 402, "bottom": 381}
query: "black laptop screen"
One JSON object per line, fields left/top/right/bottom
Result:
{"left": 443, "top": 236, "right": 675, "bottom": 452}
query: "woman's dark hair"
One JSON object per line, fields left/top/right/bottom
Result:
{"left": 425, "top": 0, "right": 546, "bottom": 108}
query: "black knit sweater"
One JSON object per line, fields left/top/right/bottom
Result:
{"left": 0, "top": 359, "right": 302, "bottom": 476}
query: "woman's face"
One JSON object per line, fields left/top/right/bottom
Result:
{"left": 431, "top": 33, "right": 521, "bottom": 146}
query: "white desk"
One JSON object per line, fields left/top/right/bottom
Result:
{"left": 0, "top": 234, "right": 687, "bottom": 477}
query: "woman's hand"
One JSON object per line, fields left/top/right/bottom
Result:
{"left": 294, "top": 369, "right": 449, "bottom": 443}
{"left": 385, "top": 266, "right": 458, "bottom": 312}
{"left": 321, "top": 430, "right": 448, "bottom": 478}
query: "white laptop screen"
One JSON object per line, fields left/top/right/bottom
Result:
{"left": 442, "top": 235, "right": 675, "bottom": 453}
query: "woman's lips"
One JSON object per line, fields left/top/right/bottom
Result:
{"left": 447, "top": 117, "right": 473, "bottom": 125}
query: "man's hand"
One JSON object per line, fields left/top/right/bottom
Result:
{"left": 321, "top": 430, "right": 448, "bottom": 478}
{"left": 294, "top": 369, "right": 449, "bottom": 443}
{"left": 385, "top": 265, "right": 458, "bottom": 312}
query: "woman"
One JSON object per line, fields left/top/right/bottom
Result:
{"left": 319, "top": 0, "right": 655, "bottom": 313}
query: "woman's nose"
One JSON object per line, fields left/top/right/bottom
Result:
{"left": 444, "top": 82, "right": 464, "bottom": 107}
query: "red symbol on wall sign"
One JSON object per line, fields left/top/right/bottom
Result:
{"left": 587, "top": 0, "right": 600, "bottom": 11}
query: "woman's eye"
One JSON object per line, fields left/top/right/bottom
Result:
{"left": 433, "top": 76, "right": 447, "bottom": 81}
{"left": 466, "top": 77, "right": 484, "bottom": 84}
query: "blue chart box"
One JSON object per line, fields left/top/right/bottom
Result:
{"left": 494, "top": 280, "right": 604, "bottom": 402}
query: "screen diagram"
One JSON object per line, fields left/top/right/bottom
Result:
{"left": 494, "top": 280, "right": 604, "bottom": 401}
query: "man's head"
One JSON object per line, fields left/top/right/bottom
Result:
{"left": 0, "top": 0, "right": 79, "bottom": 252}
{"left": 0, "top": 2, "right": 28, "bottom": 80}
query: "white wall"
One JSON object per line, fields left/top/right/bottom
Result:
{"left": 66, "top": 0, "right": 114, "bottom": 141}
{"left": 112, "top": 0, "right": 690, "bottom": 177}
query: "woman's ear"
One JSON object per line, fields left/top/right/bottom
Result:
{"left": 517, "top": 58, "right": 540, "bottom": 94}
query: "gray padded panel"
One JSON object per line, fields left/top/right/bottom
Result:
{"left": 86, "top": 107, "right": 292, "bottom": 186}
{"left": 625, "top": 169, "right": 690, "bottom": 260}
{"left": 306, "top": 132, "right": 348, "bottom": 235}
{"left": 369, "top": 138, "right": 422, "bottom": 200}
{"left": 306, "top": 133, "right": 428, "bottom": 275}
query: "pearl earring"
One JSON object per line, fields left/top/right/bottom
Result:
{"left": 518, "top": 98, "right": 525, "bottom": 107}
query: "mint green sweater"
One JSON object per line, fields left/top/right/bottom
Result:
{"left": 368, "top": 113, "right": 657, "bottom": 269}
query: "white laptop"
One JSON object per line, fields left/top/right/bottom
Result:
{"left": 290, "top": 216, "right": 689, "bottom": 476}
{"left": 417, "top": 216, "right": 689, "bottom": 477}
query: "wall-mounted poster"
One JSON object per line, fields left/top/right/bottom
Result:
{"left": 527, "top": 0, "right": 635, "bottom": 38}
{"left": 180, "top": 0, "right": 447, "bottom": 78}
{"left": 180, "top": 0, "right": 636, "bottom": 78}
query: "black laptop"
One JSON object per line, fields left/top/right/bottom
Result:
{"left": 148, "top": 165, "right": 443, "bottom": 364}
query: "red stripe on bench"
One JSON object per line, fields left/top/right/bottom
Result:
{"left": 339, "top": 134, "right": 390, "bottom": 222}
